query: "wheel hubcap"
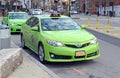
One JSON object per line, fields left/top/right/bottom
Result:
{"left": 39, "top": 46, "right": 44, "bottom": 62}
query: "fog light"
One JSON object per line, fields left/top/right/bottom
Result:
{"left": 50, "top": 54, "right": 54, "bottom": 58}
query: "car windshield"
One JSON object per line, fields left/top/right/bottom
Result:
{"left": 9, "top": 13, "right": 29, "bottom": 19}
{"left": 34, "top": 9, "right": 41, "bottom": 11}
{"left": 41, "top": 18, "right": 81, "bottom": 31}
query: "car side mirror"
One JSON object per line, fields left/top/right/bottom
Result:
{"left": 81, "top": 24, "right": 86, "bottom": 29}
{"left": 31, "top": 26, "right": 39, "bottom": 31}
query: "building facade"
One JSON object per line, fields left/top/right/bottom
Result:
{"left": 76, "top": 0, "right": 120, "bottom": 16}
{"left": 0, "top": 0, "right": 23, "bottom": 11}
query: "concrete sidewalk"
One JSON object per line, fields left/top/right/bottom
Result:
{"left": 8, "top": 52, "right": 53, "bottom": 78}
{"left": 7, "top": 42, "right": 60, "bottom": 78}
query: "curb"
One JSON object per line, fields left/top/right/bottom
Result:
{"left": 0, "top": 48, "right": 23, "bottom": 78}
{"left": 23, "top": 51, "right": 60, "bottom": 78}
{"left": 86, "top": 28, "right": 120, "bottom": 47}
{"left": 71, "top": 17, "right": 80, "bottom": 19}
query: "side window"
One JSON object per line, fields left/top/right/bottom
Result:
{"left": 32, "top": 17, "right": 39, "bottom": 27}
{"left": 26, "top": 17, "right": 35, "bottom": 27}
{"left": 31, "top": 17, "right": 40, "bottom": 32}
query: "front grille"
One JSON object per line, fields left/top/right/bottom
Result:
{"left": 17, "top": 24, "right": 21, "bottom": 26}
{"left": 75, "top": 56, "right": 85, "bottom": 58}
{"left": 65, "top": 42, "right": 90, "bottom": 48}
{"left": 50, "top": 53, "right": 71, "bottom": 59}
{"left": 82, "top": 43, "right": 90, "bottom": 47}
{"left": 87, "top": 52, "right": 98, "bottom": 58}
{"left": 16, "top": 29, "right": 21, "bottom": 31}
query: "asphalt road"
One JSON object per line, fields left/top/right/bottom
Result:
{"left": 11, "top": 33, "right": 120, "bottom": 78}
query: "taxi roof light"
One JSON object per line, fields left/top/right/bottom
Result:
{"left": 50, "top": 13, "right": 61, "bottom": 17}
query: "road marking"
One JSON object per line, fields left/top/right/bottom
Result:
{"left": 111, "top": 28, "right": 120, "bottom": 30}
{"left": 112, "top": 33, "right": 120, "bottom": 37}
{"left": 72, "top": 68, "right": 86, "bottom": 75}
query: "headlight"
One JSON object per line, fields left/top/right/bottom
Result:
{"left": 90, "top": 38, "right": 97, "bottom": 44}
{"left": 10, "top": 23, "right": 16, "bottom": 26}
{"left": 47, "top": 40, "right": 64, "bottom": 47}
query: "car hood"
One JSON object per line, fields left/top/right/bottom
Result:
{"left": 9, "top": 19, "right": 27, "bottom": 24}
{"left": 42, "top": 30, "right": 95, "bottom": 43}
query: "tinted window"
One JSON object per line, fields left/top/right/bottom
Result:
{"left": 26, "top": 17, "right": 36, "bottom": 27}
{"left": 32, "top": 17, "right": 39, "bottom": 27}
{"left": 41, "top": 18, "right": 81, "bottom": 31}
{"left": 9, "top": 13, "right": 29, "bottom": 19}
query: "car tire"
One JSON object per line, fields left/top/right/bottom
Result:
{"left": 38, "top": 43, "right": 46, "bottom": 63}
{"left": 2, "top": 22, "right": 4, "bottom": 24}
{"left": 21, "top": 35, "right": 26, "bottom": 49}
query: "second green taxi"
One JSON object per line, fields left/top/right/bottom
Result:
{"left": 2, "top": 12, "right": 29, "bottom": 33}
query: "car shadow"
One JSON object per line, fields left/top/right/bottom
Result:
{"left": 23, "top": 47, "right": 97, "bottom": 68}
{"left": 11, "top": 32, "right": 21, "bottom": 35}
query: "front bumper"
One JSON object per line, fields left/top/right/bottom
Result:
{"left": 44, "top": 43, "right": 100, "bottom": 62}
{"left": 10, "top": 26, "right": 21, "bottom": 33}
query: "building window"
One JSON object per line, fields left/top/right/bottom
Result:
{"left": 109, "top": 2, "right": 113, "bottom": 6}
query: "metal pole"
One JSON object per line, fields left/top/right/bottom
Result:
{"left": 68, "top": 0, "right": 71, "bottom": 17}
{"left": 15, "top": 0, "right": 17, "bottom": 11}
{"left": 43, "top": 0, "right": 45, "bottom": 10}
{"left": 112, "top": 0, "right": 114, "bottom": 16}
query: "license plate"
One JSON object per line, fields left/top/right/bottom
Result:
{"left": 75, "top": 51, "right": 85, "bottom": 56}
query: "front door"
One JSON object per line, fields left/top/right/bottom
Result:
{"left": 30, "top": 17, "right": 40, "bottom": 53}
{"left": 24, "top": 17, "right": 36, "bottom": 49}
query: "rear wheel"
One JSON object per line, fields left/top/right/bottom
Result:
{"left": 21, "top": 35, "right": 26, "bottom": 48}
{"left": 2, "top": 22, "right": 3, "bottom": 24}
{"left": 38, "top": 43, "right": 46, "bottom": 63}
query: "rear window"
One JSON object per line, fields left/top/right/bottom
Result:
{"left": 34, "top": 9, "right": 42, "bottom": 11}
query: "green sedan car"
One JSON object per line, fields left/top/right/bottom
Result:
{"left": 2, "top": 12, "right": 29, "bottom": 33}
{"left": 21, "top": 14, "right": 100, "bottom": 63}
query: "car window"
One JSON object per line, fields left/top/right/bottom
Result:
{"left": 41, "top": 18, "right": 81, "bottom": 31}
{"left": 26, "top": 17, "right": 36, "bottom": 27}
{"left": 9, "top": 13, "right": 29, "bottom": 19}
{"left": 32, "top": 17, "right": 39, "bottom": 27}
{"left": 34, "top": 9, "right": 42, "bottom": 11}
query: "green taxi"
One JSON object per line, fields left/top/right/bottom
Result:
{"left": 2, "top": 12, "right": 29, "bottom": 33}
{"left": 21, "top": 14, "right": 100, "bottom": 63}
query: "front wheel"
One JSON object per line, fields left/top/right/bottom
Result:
{"left": 38, "top": 44, "right": 46, "bottom": 63}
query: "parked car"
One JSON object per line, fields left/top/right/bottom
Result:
{"left": 31, "top": 9, "right": 42, "bottom": 15}
{"left": 70, "top": 10, "right": 78, "bottom": 14}
{"left": 2, "top": 12, "right": 29, "bottom": 33}
{"left": 21, "top": 13, "right": 100, "bottom": 63}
